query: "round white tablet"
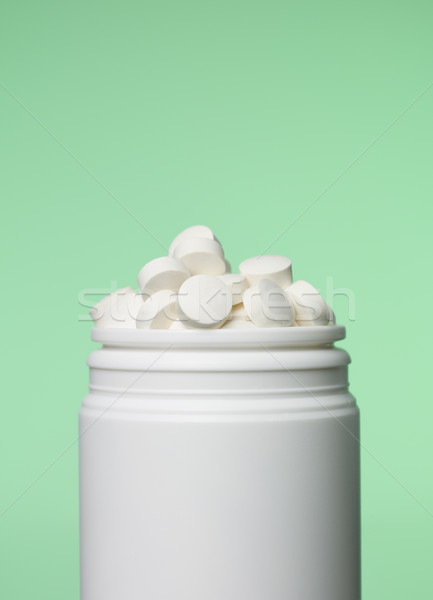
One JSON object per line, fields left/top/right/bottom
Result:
{"left": 176, "top": 274, "right": 232, "bottom": 328}
{"left": 286, "top": 280, "right": 329, "bottom": 326}
{"left": 173, "top": 238, "right": 226, "bottom": 276}
{"left": 243, "top": 278, "right": 295, "bottom": 328}
{"left": 239, "top": 255, "right": 293, "bottom": 288}
{"left": 169, "top": 225, "right": 215, "bottom": 256}
{"left": 218, "top": 273, "right": 248, "bottom": 305}
{"left": 136, "top": 289, "right": 177, "bottom": 329}
{"left": 89, "top": 286, "right": 142, "bottom": 329}
{"left": 137, "top": 257, "right": 190, "bottom": 296}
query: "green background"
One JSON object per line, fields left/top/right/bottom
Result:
{"left": 1, "top": 0, "right": 432, "bottom": 597}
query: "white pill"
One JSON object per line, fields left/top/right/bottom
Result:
{"left": 239, "top": 255, "right": 293, "bottom": 288}
{"left": 137, "top": 256, "right": 190, "bottom": 296}
{"left": 176, "top": 274, "right": 232, "bottom": 328}
{"left": 243, "top": 278, "right": 295, "bottom": 328}
{"left": 218, "top": 273, "right": 248, "bottom": 305}
{"left": 136, "top": 289, "right": 177, "bottom": 329}
{"left": 89, "top": 286, "right": 142, "bottom": 329}
{"left": 173, "top": 238, "right": 226, "bottom": 276}
{"left": 286, "top": 280, "right": 329, "bottom": 326}
{"left": 169, "top": 225, "right": 215, "bottom": 256}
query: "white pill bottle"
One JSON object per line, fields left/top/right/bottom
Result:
{"left": 80, "top": 326, "right": 360, "bottom": 600}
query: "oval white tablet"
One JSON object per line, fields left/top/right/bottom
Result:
{"left": 169, "top": 225, "right": 215, "bottom": 256}
{"left": 286, "top": 280, "right": 329, "bottom": 326}
{"left": 243, "top": 278, "right": 295, "bottom": 328}
{"left": 173, "top": 238, "right": 226, "bottom": 276}
{"left": 218, "top": 273, "right": 248, "bottom": 305}
{"left": 176, "top": 274, "right": 232, "bottom": 328}
{"left": 136, "top": 289, "right": 177, "bottom": 329}
{"left": 89, "top": 286, "right": 142, "bottom": 329}
{"left": 239, "top": 255, "right": 293, "bottom": 288}
{"left": 137, "top": 257, "right": 190, "bottom": 296}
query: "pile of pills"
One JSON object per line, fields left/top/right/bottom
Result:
{"left": 90, "top": 225, "right": 335, "bottom": 330}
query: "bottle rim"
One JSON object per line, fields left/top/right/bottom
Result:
{"left": 91, "top": 325, "right": 346, "bottom": 349}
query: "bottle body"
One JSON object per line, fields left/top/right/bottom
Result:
{"left": 80, "top": 327, "right": 360, "bottom": 600}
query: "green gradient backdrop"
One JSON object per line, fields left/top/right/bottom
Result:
{"left": 1, "top": 1, "right": 432, "bottom": 597}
